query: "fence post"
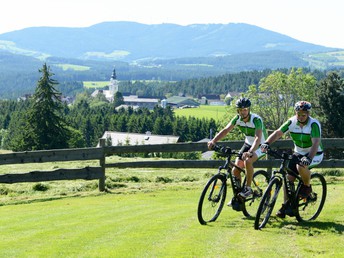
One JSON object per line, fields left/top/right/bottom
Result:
{"left": 98, "top": 138, "right": 106, "bottom": 191}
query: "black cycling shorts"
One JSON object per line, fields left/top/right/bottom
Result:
{"left": 238, "top": 143, "right": 251, "bottom": 161}
{"left": 288, "top": 153, "right": 304, "bottom": 175}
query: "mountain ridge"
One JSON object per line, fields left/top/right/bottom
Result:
{"left": 0, "top": 21, "right": 339, "bottom": 62}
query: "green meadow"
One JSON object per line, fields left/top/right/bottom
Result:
{"left": 0, "top": 157, "right": 343, "bottom": 257}
{"left": 83, "top": 81, "right": 109, "bottom": 88}
{"left": 174, "top": 105, "right": 235, "bottom": 121}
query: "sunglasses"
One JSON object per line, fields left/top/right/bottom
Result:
{"left": 237, "top": 108, "right": 249, "bottom": 112}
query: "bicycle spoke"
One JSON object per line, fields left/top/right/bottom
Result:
{"left": 198, "top": 174, "right": 227, "bottom": 225}
{"left": 254, "top": 177, "right": 281, "bottom": 230}
{"left": 243, "top": 170, "right": 270, "bottom": 218}
{"left": 295, "top": 173, "right": 327, "bottom": 222}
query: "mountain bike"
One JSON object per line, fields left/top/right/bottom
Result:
{"left": 197, "top": 145, "right": 270, "bottom": 225}
{"left": 254, "top": 147, "right": 327, "bottom": 230}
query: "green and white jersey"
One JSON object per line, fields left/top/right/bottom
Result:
{"left": 230, "top": 113, "right": 268, "bottom": 146}
{"left": 279, "top": 115, "right": 323, "bottom": 155}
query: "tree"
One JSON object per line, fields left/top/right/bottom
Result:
{"left": 113, "top": 91, "right": 124, "bottom": 107}
{"left": 247, "top": 68, "right": 318, "bottom": 130}
{"left": 318, "top": 72, "right": 344, "bottom": 137}
{"left": 19, "top": 64, "right": 70, "bottom": 150}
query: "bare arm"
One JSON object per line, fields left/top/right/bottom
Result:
{"left": 308, "top": 137, "right": 320, "bottom": 159}
{"left": 249, "top": 128, "right": 262, "bottom": 152}
{"left": 265, "top": 129, "right": 284, "bottom": 145}
{"left": 207, "top": 122, "right": 235, "bottom": 149}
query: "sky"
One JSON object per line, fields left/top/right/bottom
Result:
{"left": 1, "top": 0, "right": 343, "bottom": 49}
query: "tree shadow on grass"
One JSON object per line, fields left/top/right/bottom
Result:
{"left": 268, "top": 217, "right": 344, "bottom": 235}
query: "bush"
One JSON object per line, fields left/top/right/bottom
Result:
{"left": 155, "top": 176, "right": 173, "bottom": 183}
{"left": 32, "top": 183, "right": 50, "bottom": 192}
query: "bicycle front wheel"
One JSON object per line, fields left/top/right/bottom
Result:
{"left": 295, "top": 173, "right": 327, "bottom": 222}
{"left": 243, "top": 170, "right": 270, "bottom": 218}
{"left": 254, "top": 177, "right": 282, "bottom": 230}
{"left": 197, "top": 174, "right": 227, "bottom": 225}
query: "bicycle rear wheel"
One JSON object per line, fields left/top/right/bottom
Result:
{"left": 254, "top": 177, "right": 282, "bottom": 230}
{"left": 197, "top": 174, "right": 227, "bottom": 225}
{"left": 295, "top": 173, "right": 327, "bottom": 222}
{"left": 243, "top": 170, "right": 270, "bottom": 218}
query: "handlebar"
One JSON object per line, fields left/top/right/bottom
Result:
{"left": 264, "top": 146, "right": 304, "bottom": 168}
{"left": 264, "top": 147, "right": 292, "bottom": 160}
{"left": 211, "top": 145, "right": 237, "bottom": 157}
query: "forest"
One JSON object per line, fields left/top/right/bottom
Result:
{"left": 2, "top": 49, "right": 342, "bottom": 100}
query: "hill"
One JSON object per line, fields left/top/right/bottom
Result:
{"left": 0, "top": 22, "right": 340, "bottom": 62}
{"left": 1, "top": 22, "right": 344, "bottom": 99}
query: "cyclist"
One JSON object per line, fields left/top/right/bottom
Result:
{"left": 208, "top": 97, "right": 267, "bottom": 202}
{"left": 261, "top": 101, "right": 323, "bottom": 218}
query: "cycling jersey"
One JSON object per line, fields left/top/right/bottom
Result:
{"left": 279, "top": 115, "right": 323, "bottom": 155}
{"left": 230, "top": 113, "right": 268, "bottom": 146}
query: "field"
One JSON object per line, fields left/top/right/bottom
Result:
{"left": 174, "top": 105, "right": 235, "bottom": 121}
{"left": 83, "top": 81, "right": 109, "bottom": 89}
{"left": 54, "top": 64, "right": 91, "bottom": 71}
{"left": 0, "top": 158, "right": 343, "bottom": 257}
{"left": 306, "top": 51, "right": 344, "bottom": 68}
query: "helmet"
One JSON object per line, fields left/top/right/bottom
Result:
{"left": 235, "top": 97, "right": 251, "bottom": 108}
{"left": 294, "top": 101, "right": 311, "bottom": 111}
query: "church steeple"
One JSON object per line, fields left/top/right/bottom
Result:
{"left": 109, "top": 68, "right": 118, "bottom": 96}
{"left": 111, "top": 68, "right": 117, "bottom": 80}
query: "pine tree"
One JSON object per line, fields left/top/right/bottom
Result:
{"left": 22, "top": 63, "right": 70, "bottom": 150}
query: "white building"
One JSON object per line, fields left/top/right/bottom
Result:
{"left": 91, "top": 68, "right": 119, "bottom": 102}
{"left": 99, "top": 131, "right": 180, "bottom": 146}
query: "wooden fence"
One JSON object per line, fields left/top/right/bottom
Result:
{"left": 0, "top": 138, "right": 343, "bottom": 191}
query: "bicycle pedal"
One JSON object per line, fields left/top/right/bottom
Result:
{"left": 236, "top": 195, "right": 245, "bottom": 202}
{"left": 253, "top": 190, "right": 262, "bottom": 197}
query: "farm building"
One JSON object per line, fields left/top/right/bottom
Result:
{"left": 165, "top": 96, "right": 200, "bottom": 108}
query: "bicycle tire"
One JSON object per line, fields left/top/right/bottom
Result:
{"left": 242, "top": 170, "right": 270, "bottom": 218}
{"left": 295, "top": 173, "right": 327, "bottom": 222}
{"left": 254, "top": 177, "right": 282, "bottom": 230}
{"left": 197, "top": 173, "right": 227, "bottom": 225}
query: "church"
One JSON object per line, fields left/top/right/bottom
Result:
{"left": 91, "top": 68, "right": 160, "bottom": 109}
{"left": 91, "top": 68, "right": 119, "bottom": 102}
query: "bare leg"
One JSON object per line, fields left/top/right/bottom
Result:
{"left": 244, "top": 153, "right": 258, "bottom": 187}
{"left": 297, "top": 165, "right": 311, "bottom": 186}
{"left": 232, "top": 157, "right": 244, "bottom": 182}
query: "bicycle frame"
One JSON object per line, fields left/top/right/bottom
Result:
{"left": 214, "top": 146, "right": 246, "bottom": 197}
{"left": 270, "top": 151, "right": 303, "bottom": 211}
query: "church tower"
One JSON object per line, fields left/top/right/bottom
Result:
{"left": 109, "top": 68, "right": 119, "bottom": 95}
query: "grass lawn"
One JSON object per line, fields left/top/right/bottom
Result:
{"left": 0, "top": 163, "right": 343, "bottom": 257}
{"left": 83, "top": 81, "right": 109, "bottom": 89}
{"left": 174, "top": 105, "right": 235, "bottom": 122}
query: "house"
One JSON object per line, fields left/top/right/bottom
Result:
{"left": 99, "top": 131, "right": 180, "bottom": 146}
{"left": 17, "top": 94, "right": 32, "bottom": 102}
{"left": 165, "top": 96, "right": 200, "bottom": 108}
{"left": 123, "top": 95, "right": 159, "bottom": 110}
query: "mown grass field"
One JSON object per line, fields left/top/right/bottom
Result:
{"left": 174, "top": 105, "right": 235, "bottom": 122}
{"left": 83, "top": 81, "right": 109, "bottom": 89}
{"left": 0, "top": 157, "right": 343, "bottom": 257}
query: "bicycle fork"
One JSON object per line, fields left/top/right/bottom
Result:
{"left": 208, "top": 175, "right": 225, "bottom": 203}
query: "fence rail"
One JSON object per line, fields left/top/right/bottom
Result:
{"left": 0, "top": 138, "right": 343, "bottom": 191}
